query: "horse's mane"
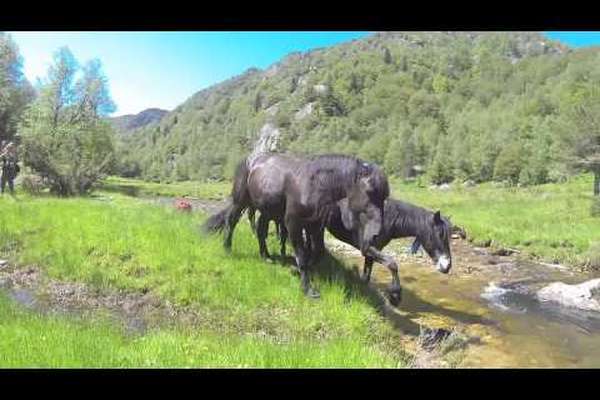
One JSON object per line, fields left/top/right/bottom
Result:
{"left": 386, "top": 198, "right": 451, "bottom": 241}
{"left": 303, "top": 153, "right": 390, "bottom": 200}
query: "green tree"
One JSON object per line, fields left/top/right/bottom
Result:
{"left": 428, "top": 136, "right": 454, "bottom": 185}
{"left": 0, "top": 33, "right": 34, "bottom": 142}
{"left": 558, "top": 83, "right": 600, "bottom": 195}
{"left": 493, "top": 142, "right": 523, "bottom": 185}
{"left": 19, "top": 47, "right": 116, "bottom": 196}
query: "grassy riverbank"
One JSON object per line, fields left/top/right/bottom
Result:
{"left": 1, "top": 172, "right": 596, "bottom": 366}
{"left": 0, "top": 192, "right": 408, "bottom": 367}
{"left": 97, "top": 173, "right": 599, "bottom": 269}
{"left": 0, "top": 293, "right": 404, "bottom": 368}
{"left": 393, "top": 174, "right": 599, "bottom": 269}
{"left": 99, "top": 176, "right": 230, "bottom": 200}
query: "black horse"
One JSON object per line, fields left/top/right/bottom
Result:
{"left": 329, "top": 198, "right": 453, "bottom": 281}
{"left": 251, "top": 198, "right": 453, "bottom": 304}
{"left": 202, "top": 152, "right": 390, "bottom": 300}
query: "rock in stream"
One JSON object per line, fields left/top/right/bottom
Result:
{"left": 536, "top": 279, "right": 600, "bottom": 312}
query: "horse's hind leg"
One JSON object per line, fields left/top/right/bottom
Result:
{"left": 257, "top": 213, "right": 272, "bottom": 261}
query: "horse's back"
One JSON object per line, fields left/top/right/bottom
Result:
{"left": 247, "top": 153, "right": 304, "bottom": 213}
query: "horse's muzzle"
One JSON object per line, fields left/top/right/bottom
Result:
{"left": 436, "top": 255, "right": 451, "bottom": 274}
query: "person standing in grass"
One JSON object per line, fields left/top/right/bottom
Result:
{"left": 1, "top": 141, "right": 19, "bottom": 195}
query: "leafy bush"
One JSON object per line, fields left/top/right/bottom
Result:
{"left": 591, "top": 197, "right": 600, "bottom": 218}
{"left": 584, "top": 242, "right": 600, "bottom": 270}
{"left": 17, "top": 174, "right": 46, "bottom": 195}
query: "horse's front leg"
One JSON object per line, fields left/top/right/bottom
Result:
{"left": 364, "top": 247, "right": 402, "bottom": 306}
{"left": 256, "top": 213, "right": 271, "bottom": 261}
{"left": 278, "top": 219, "right": 288, "bottom": 263}
{"left": 307, "top": 227, "right": 325, "bottom": 266}
{"left": 286, "top": 216, "right": 320, "bottom": 299}
{"left": 362, "top": 256, "right": 374, "bottom": 283}
{"left": 247, "top": 207, "right": 257, "bottom": 234}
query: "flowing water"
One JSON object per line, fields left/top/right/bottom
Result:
{"left": 334, "top": 238, "right": 600, "bottom": 367}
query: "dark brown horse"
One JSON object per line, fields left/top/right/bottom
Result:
{"left": 202, "top": 152, "right": 390, "bottom": 300}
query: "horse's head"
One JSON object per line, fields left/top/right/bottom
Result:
{"left": 419, "top": 211, "right": 453, "bottom": 274}
{"left": 339, "top": 162, "right": 390, "bottom": 255}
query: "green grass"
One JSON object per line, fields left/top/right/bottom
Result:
{"left": 392, "top": 174, "right": 600, "bottom": 268}
{"left": 4, "top": 172, "right": 594, "bottom": 366}
{"left": 0, "top": 192, "right": 408, "bottom": 367}
{"left": 103, "top": 173, "right": 600, "bottom": 268}
{"left": 99, "top": 176, "right": 230, "bottom": 200}
{"left": 0, "top": 294, "right": 405, "bottom": 368}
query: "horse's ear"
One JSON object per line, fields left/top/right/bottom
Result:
{"left": 433, "top": 210, "right": 442, "bottom": 224}
{"left": 339, "top": 198, "right": 355, "bottom": 230}
{"left": 359, "top": 162, "right": 372, "bottom": 177}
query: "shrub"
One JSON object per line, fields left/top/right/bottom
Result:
{"left": 584, "top": 242, "right": 600, "bottom": 270}
{"left": 17, "top": 174, "right": 46, "bottom": 195}
{"left": 591, "top": 197, "right": 600, "bottom": 218}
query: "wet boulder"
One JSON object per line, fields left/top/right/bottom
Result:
{"left": 536, "top": 279, "right": 600, "bottom": 312}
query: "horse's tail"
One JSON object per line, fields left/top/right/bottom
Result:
{"left": 231, "top": 157, "right": 251, "bottom": 205}
{"left": 201, "top": 198, "right": 233, "bottom": 234}
{"left": 202, "top": 157, "right": 251, "bottom": 235}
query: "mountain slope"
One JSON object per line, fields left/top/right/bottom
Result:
{"left": 110, "top": 108, "right": 168, "bottom": 134}
{"left": 117, "top": 31, "right": 593, "bottom": 185}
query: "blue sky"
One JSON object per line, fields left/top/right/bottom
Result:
{"left": 8, "top": 31, "right": 600, "bottom": 116}
{"left": 9, "top": 32, "right": 368, "bottom": 116}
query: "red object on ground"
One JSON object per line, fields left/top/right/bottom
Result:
{"left": 175, "top": 198, "right": 192, "bottom": 212}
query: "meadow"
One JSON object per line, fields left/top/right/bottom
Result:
{"left": 104, "top": 173, "right": 600, "bottom": 268}
{"left": 0, "top": 173, "right": 597, "bottom": 367}
{"left": 99, "top": 176, "right": 230, "bottom": 200}
{"left": 393, "top": 174, "right": 600, "bottom": 269}
{"left": 0, "top": 191, "right": 409, "bottom": 368}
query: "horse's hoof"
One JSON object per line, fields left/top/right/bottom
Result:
{"left": 264, "top": 257, "right": 274, "bottom": 264}
{"left": 360, "top": 274, "right": 371, "bottom": 283}
{"left": 304, "top": 287, "right": 320, "bottom": 299}
{"left": 387, "top": 288, "right": 402, "bottom": 306}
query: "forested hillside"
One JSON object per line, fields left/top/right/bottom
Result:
{"left": 115, "top": 31, "right": 600, "bottom": 187}
{"left": 109, "top": 108, "right": 168, "bottom": 134}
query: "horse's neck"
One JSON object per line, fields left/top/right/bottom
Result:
{"left": 389, "top": 207, "right": 427, "bottom": 240}
{"left": 305, "top": 168, "right": 349, "bottom": 203}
